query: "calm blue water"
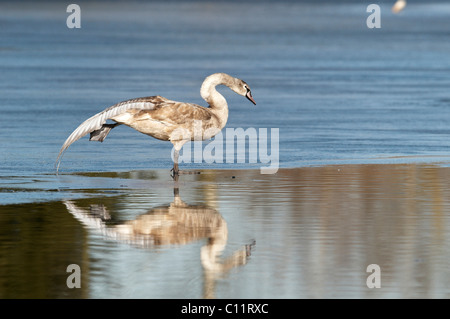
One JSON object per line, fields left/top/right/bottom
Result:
{"left": 1, "top": 1, "right": 450, "bottom": 176}
{"left": 1, "top": 1, "right": 450, "bottom": 299}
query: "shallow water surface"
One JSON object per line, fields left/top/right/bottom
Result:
{"left": 1, "top": 1, "right": 450, "bottom": 174}
{"left": 1, "top": 165, "right": 449, "bottom": 298}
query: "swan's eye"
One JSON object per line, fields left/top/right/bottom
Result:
{"left": 244, "top": 85, "right": 249, "bottom": 91}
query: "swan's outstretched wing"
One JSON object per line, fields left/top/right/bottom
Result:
{"left": 56, "top": 96, "right": 166, "bottom": 171}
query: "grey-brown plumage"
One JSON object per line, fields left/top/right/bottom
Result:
{"left": 56, "top": 73, "right": 256, "bottom": 175}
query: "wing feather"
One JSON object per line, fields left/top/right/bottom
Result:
{"left": 55, "top": 96, "right": 162, "bottom": 172}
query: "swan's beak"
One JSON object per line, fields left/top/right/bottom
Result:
{"left": 246, "top": 90, "right": 256, "bottom": 105}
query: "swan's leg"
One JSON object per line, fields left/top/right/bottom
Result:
{"left": 170, "top": 140, "right": 187, "bottom": 178}
{"left": 172, "top": 148, "right": 180, "bottom": 176}
{"left": 90, "top": 123, "right": 120, "bottom": 142}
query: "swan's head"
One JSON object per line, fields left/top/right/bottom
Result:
{"left": 202, "top": 73, "right": 256, "bottom": 105}
{"left": 232, "top": 79, "right": 256, "bottom": 105}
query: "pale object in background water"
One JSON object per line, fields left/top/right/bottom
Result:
{"left": 392, "top": 0, "right": 407, "bottom": 13}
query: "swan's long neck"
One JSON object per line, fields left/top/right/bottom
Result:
{"left": 201, "top": 73, "right": 233, "bottom": 108}
{"left": 200, "top": 73, "right": 234, "bottom": 127}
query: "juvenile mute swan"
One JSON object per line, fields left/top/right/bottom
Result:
{"left": 56, "top": 73, "right": 256, "bottom": 175}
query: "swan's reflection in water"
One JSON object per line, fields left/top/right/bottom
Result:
{"left": 63, "top": 187, "right": 254, "bottom": 298}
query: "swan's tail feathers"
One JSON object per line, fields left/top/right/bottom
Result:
{"left": 89, "top": 123, "right": 120, "bottom": 142}
{"left": 55, "top": 97, "right": 158, "bottom": 174}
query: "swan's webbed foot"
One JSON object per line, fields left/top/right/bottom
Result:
{"left": 170, "top": 167, "right": 201, "bottom": 179}
{"left": 170, "top": 166, "right": 179, "bottom": 180}
{"left": 245, "top": 239, "right": 256, "bottom": 257}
